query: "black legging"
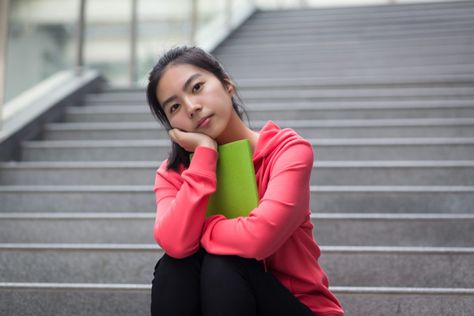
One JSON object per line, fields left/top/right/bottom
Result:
{"left": 151, "top": 248, "right": 314, "bottom": 316}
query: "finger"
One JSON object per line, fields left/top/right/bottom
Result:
{"left": 168, "top": 129, "right": 178, "bottom": 142}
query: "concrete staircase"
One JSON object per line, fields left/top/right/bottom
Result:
{"left": 1, "top": 1, "right": 474, "bottom": 315}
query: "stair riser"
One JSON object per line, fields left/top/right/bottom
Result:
{"left": 233, "top": 23, "right": 474, "bottom": 37}
{"left": 337, "top": 291, "right": 474, "bottom": 316}
{"left": 21, "top": 143, "right": 474, "bottom": 161}
{"left": 0, "top": 287, "right": 149, "bottom": 316}
{"left": 94, "top": 81, "right": 474, "bottom": 98}
{"left": 216, "top": 36, "right": 474, "bottom": 53}
{"left": 0, "top": 287, "right": 472, "bottom": 316}
{"left": 223, "top": 55, "right": 474, "bottom": 68}
{"left": 1, "top": 217, "right": 472, "bottom": 247}
{"left": 0, "top": 249, "right": 472, "bottom": 287}
{"left": 249, "top": 8, "right": 474, "bottom": 22}
{"left": 2, "top": 165, "right": 473, "bottom": 186}
{"left": 224, "top": 64, "right": 474, "bottom": 78}
{"left": 1, "top": 190, "right": 473, "bottom": 213}
{"left": 217, "top": 43, "right": 474, "bottom": 60}
{"left": 65, "top": 107, "right": 474, "bottom": 121}
{"left": 226, "top": 28, "right": 474, "bottom": 46}
{"left": 84, "top": 87, "right": 474, "bottom": 104}
{"left": 227, "top": 57, "right": 474, "bottom": 71}
{"left": 42, "top": 125, "right": 474, "bottom": 140}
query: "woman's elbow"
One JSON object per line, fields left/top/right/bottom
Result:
{"left": 154, "top": 229, "right": 197, "bottom": 259}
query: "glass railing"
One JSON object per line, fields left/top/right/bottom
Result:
{"left": 2, "top": 0, "right": 458, "bottom": 126}
{"left": 1, "top": 0, "right": 255, "bottom": 101}
{"left": 0, "top": 0, "right": 256, "bottom": 130}
{"left": 3, "top": 0, "right": 81, "bottom": 104}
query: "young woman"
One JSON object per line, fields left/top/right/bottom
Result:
{"left": 146, "top": 46, "right": 344, "bottom": 316}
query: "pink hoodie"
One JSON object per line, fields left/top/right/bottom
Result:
{"left": 153, "top": 120, "right": 344, "bottom": 316}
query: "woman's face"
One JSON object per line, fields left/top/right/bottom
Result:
{"left": 156, "top": 63, "right": 235, "bottom": 140}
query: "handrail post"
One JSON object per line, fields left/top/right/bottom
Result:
{"left": 190, "top": 0, "right": 198, "bottom": 45}
{"left": 129, "top": 0, "right": 138, "bottom": 85}
{"left": 0, "top": 0, "right": 10, "bottom": 130}
{"left": 76, "top": 0, "right": 86, "bottom": 76}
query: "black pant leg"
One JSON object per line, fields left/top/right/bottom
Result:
{"left": 201, "top": 253, "right": 258, "bottom": 316}
{"left": 200, "top": 253, "right": 313, "bottom": 316}
{"left": 245, "top": 259, "right": 314, "bottom": 316}
{"left": 150, "top": 249, "right": 205, "bottom": 316}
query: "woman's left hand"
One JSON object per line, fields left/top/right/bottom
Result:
{"left": 168, "top": 129, "right": 217, "bottom": 152}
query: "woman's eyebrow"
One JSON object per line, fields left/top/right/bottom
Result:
{"left": 161, "top": 73, "right": 202, "bottom": 109}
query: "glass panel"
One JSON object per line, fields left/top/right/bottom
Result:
{"left": 84, "top": 0, "right": 133, "bottom": 86}
{"left": 136, "top": 0, "right": 191, "bottom": 85}
{"left": 198, "top": 0, "right": 225, "bottom": 31}
{"left": 5, "top": 0, "right": 79, "bottom": 102}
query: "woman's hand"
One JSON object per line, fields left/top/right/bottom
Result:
{"left": 168, "top": 129, "right": 217, "bottom": 152}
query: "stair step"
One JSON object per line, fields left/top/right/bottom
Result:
{"left": 0, "top": 282, "right": 150, "bottom": 316}
{"left": 1, "top": 282, "right": 472, "bottom": 316}
{"left": 2, "top": 160, "right": 474, "bottom": 186}
{"left": 20, "top": 138, "right": 474, "bottom": 161}
{"left": 1, "top": 185, "right": 473, "bottom": 213}
{"left": 234, "top": 19, "right": 474, "bottom": 36}
{"left": 103, "top": 74, "right": 474, "bottom": 92}
{"left": 87, "top": 86, "right": 474, "bottom": 103}
{"left": 334, "top": 286, "right": 474, "bottom": 316}
{"left": 250, "top": 3, "right": 474, "bottom": 20}
{"left": 224, "top": 64, "right": 474, "bottom": 79}
{"left": 67, "top": 103, "right": 474, "bottom": 121}
{"left": 1, "top": 213, "right": 472, "bottom": 247}
{"left": 220, "top": 52, "right": 474, "bottom": 68}
{"left": 42, "top": 118, "right": 474, "bottom": 140}
{"left": 216, "top": 35, "right": 474, "bottom": 54}
{"left": 217, "top": 42, "right": 474, "bottom": 61}
{"left": 0, "top": 244, "right": 472, "bottom": 288}
{"left": 227, "top": 59, "right": 474, "bottom": 74}
{"left": 228, "top": 30, "right": 474, "bottom": 48}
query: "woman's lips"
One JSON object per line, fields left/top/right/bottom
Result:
{"left": 197, "top": 115, "right": 212, "bottom": 128}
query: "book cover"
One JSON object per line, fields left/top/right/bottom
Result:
{"left": 192, "top": 139, "right": 259, "bottom": 218}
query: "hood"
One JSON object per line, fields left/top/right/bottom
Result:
{"left": 253, "top": 120, "right": 309, "bottom": 164}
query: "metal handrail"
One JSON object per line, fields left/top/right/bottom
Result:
{"left": 129, "top": 0, "right": 138, "bottom": 84}
{"left": 75, "top": 0, "right": 86, "bottom": 76}
{"left": 0, "top": 0, "right": 10, "bottom": 130}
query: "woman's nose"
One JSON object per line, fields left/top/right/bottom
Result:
{"left": 184, "top": 99, "right": 202, "bottom": 118}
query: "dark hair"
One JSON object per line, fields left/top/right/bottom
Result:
{"left": 146, "top": 46, "right": 249, "bottom": 172}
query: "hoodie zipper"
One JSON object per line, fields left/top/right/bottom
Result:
{"left": 263, "top": 259, "right": 268, "bottom": 272}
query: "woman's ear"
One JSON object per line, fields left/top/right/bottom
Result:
{"left": 224, "top": 78, "right": 235, "bottom": 96}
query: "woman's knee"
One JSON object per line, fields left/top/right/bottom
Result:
{"left": 154, "top": 250, "right": 204, "bottom": 279}
{"left": 201, "top": 253, "right": 261, "bottom": 284}
{"left": 201, "top": 254, "right": 260, "bottom": 315}
{"left": 151, "top": 250, "right": 205, "bottom": 316}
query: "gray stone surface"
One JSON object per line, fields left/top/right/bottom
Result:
{"left": 41, "top": 119, "right": 474, "bottom": 140}
{"left": 20, "top": 138, "right": 474, "bottom": 161}
{"left": 66, "top": 102, "right": 474, "bottom": 121}
{"left": 1, "top": 213, "right": 474, "bottom": 247}
{"left": 1, "top": 245, "right": 473, "bottom": 288}
{"left": 1, "top": 185, "right": 474, "bottom": 213}
{"left": 2, "top": 161, "right": 474, "bottom": 186}
{"left": 1, "top": 1, "right": 474, "bottom": 314}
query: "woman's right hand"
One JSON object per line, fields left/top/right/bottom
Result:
{"left": 168, "top": 129, "right": 217, "bottom": 152}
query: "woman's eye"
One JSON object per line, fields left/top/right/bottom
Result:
{"left": 170, "top": 104, "right": 180, "bottom": 113}
{"left": 192, "top": 82, "right": 203, "bottom": 93}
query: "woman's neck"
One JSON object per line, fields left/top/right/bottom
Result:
{"left": 215, "top": 112, "right": 260, "bottom": 153}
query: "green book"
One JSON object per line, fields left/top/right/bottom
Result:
{"left": 191, "top": 139, "right": 259, "bottom": 219}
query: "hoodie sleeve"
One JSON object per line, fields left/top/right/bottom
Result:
{"left": 153, "top": 146, "right": 218, "bottom": 259}
{"left": 200, "top": 140, "right": 313, "bottom": 260}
